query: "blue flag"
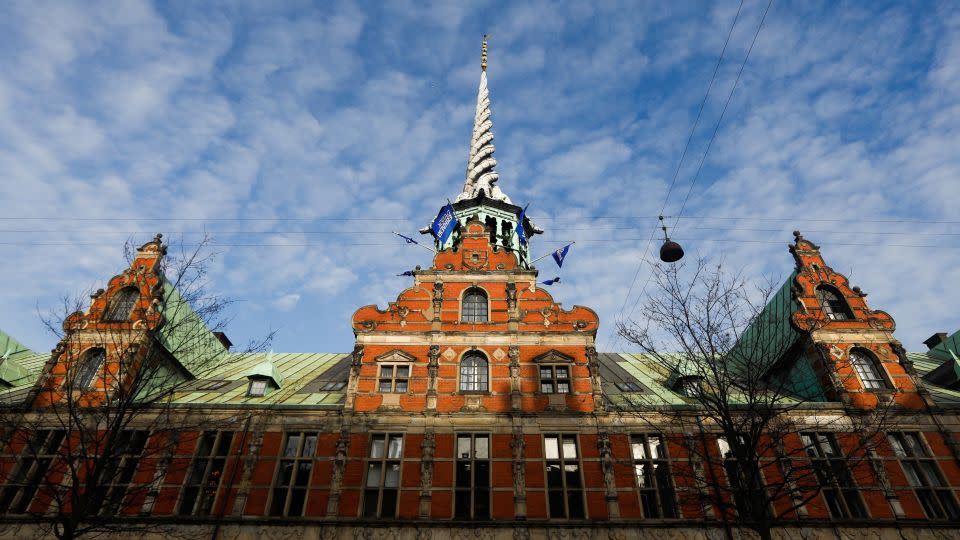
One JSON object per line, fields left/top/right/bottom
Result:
{"left": 395, "top": 233, "right": 419, "bottom": 245}
{"left": 552, "top": 244, "right": 571, "bottom": 268}
{"left": 541, "top": 277, "right": 560, "bottom": 286}
{"left": 431, "top": 202, "right": 457, "bottom": 244}
{"left": 396, "top": 270, "right": 416, "bottom": 277}
{"left": 515, "top": 204, "right": 529, "bottom": 244}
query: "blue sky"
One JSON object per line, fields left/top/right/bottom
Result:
{"left": 1, "top": 0, "right": 958, "bottom": 354}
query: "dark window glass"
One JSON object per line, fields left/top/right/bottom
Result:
{"left": 269, "top": 432, "right": 317, "bottom": 517}
{"left": 103, "top": 287, "right": 139, "bottom": 321}
{"left": 178, "top": 431, "right": 234, "bottom": 516}
{"left": 631, "top": 434, "right": 678, "bottom": 518}
{"left": 888, "top": 432, "right": 959, "bottom": 520}
{"left": 76, "top": 348, "right": 105, "bottom": 389}
{"left": 801, "top": 432, "right": 867, "bottom": 519}
{"left": 0, "top": 430, "right": 66, "bottom": 514}
{"left": 454, "top": 434, "right": 490, "bottom": 520}
{"left": 363, "top": 434, "right": 403, "bottom": 518}
{"left": 539, "top": 365, "right": 572, "bottom": 394}
{"left": 460, "top": 354, "right": 488, "bottom": 392}
{"left": 816, "top": 286, "right": 854, "bottom": 321}
{"left": 462, "top": 289, "right": 488, "bottom": 322}
{"left": 96, "top": 430, "right": 150, "bottom": 516}
{"left": 544, "top": 434, "right": 584, "bottom": 519}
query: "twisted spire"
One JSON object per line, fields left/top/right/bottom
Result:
{"left": 457, "top": 35, "right": 511, "bottom": 204}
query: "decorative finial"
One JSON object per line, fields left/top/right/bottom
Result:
{"left": 481, "top": 34, "right": 488, "bottom": 72}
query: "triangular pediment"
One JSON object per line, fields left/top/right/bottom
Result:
{"left": 532, "top": 350, "right": 574, "bottom": 364}
{"left": 374, "top": 349, "right": 417, "bottom": 363}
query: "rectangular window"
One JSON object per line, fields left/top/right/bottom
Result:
{"left": 539, "top": 366, "right": 571, "bottom": 394}
{"left": 248, "top": 379, "right": 267, "bottom": 396}
{"left": 801, "top": 432, "right": 867, "bottom": 519}
{"left": 363, "top": 433, "right": 403, "bottom": 518}
{"left": 378, "top": 365, "right": 410, "bottom": 393}
{"left": 270, "top": 432, "right": 318, "bottom": 517}
{"left": 98, "top": 430, "right": 150, "bottom": 516}
{"left": 544, "top": 434, "right": 584, "bottom": 519}
{"left": 178, "top": 431, "right": 234, "bottom": 516}
{"left": 0, "top": 430, "right": 66, "bottom": 514}
{"left": 454, "top": 434, "right": 490, "bottom": 520}
{"left": 631, "top": 434, "right": 677, "bottom": 518}
{"left": 888, "top": 432, "right": 959, "bottom": 520}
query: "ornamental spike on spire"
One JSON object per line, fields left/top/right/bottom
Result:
{"left": 456, "top": 35, "right": 512, "bottom": 204}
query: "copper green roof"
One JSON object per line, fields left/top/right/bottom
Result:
{"left": 0, "top": 328, "right": 47, "bottom": 390}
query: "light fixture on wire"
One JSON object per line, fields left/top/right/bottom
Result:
{"left": 658, "top": 215, "right": 684, "bottom": 263}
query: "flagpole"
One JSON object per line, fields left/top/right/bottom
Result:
{"left": 392, "top": 231, "right": 437, "bottom": 253}
{"left": 530, "top": 241, "right": 575, "bottom": 264}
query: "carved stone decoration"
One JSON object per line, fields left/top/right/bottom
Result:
{"left": 506, "top": 282, "right": 517, "bottom": 313}
{"left": 327, "top": 427, "right": 351, "bottom": 517}
{"left": 597, "top": 432, "right": 620, "bottom": 518}
{"left": 510, "top": 427, "right": 527, "bottom": 518}
{"left": 512, "top": 527, "right": 531, "bottom": 540}
{"left": 508, "top": 346, "right": 521, "bottom": 411}
{"left": 419, "top": 431, "right": 436, "bottom": 518}
{"left": 345, "top": 345, "right": 365, "bottom": 409}
{"left": 231, "top": 427, "right": 265, "bottom": 516}
{"left": 585, "top": 346, "right": 604, "bottom": 412}
{"left": 427, "top": 345, "right": 440, "bottom": 411}
{"left": 443, "top": 347, "right": 456, "bottom": 360}
{"left": 829, "top": 345, "right": 844, "bottom": 359}
{"left": 432, "top": 281, "right": 444, "bottom": 319}
{"left": 493, "top": 348, "right": 506, "bottom": 361}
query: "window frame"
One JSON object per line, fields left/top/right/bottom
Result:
{"left": 887, "top": 432, "right": 959, "bottom": 520}
{"left": 816, "top": 285, "right": 854, "bottom": 321}
{"left": 454, "top": 433, "right": 490, "bottom": 520}
{"left": 459, "top": 352, "right": 489, "bottom": 393}
{"left": 630, "top": 434, "right": 678, "bottom": 519}
{"left": 801, "top": 432, "right": 868, "bottom": 519}
{"left": 378, "top": 364, "right": 411, "bottom": 393}
{"left": 103, "top": 286, "right": 140, "bottom": 322}
{"left": 177, "top": 431, "right": 234, "bottom": 516}
{"left": 269, "top": 432, "right": 318, "bottom": 517}
{"left": 0, "top": 429, "right": 66, "bottom": 514}
{"left": 98, "top": 430, "right": 150, "bottom": 516}
{"left": 362, "top": 433, "right": 404, "bottom": 519}
{"left": 543, "top": 433, "right": 585, "bottom": 519}
{"left": 849, "top": 349, "right": 889, "bottom": 391}
{"left": 539, "top": 365, "right": 571, "bottom": 394}
{"left": 247, "top": 379, "right": 268, "bottom": 397}
{"left": 76, "top": 347, "right": 106, "bottom": 389}
{"left": 461, "top": 288, "right": 489, "bottom": 323}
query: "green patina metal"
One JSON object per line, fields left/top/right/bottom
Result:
{"left": 430, "top": 195, "right": 537, "bottom": 268}
{"left": 154, "top": 274, "right": 229, "bottom": 377}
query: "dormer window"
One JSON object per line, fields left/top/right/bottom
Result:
{"left": 103, "top": 287, "right": 139, "bottom": 321}
{"left": 816, "top": 285, "right": 853, "bottom": 321}
{"left": 462, "top": 288, "right": 488, "bottom": 322}
{"left": 850, "top": 350, "right": 889, "bottom": 390}
{"left": 76, "top": 348, "right": 105, "bottom": 389}
{"left": 248, "top": 379, "right": 268, "bottom": 397}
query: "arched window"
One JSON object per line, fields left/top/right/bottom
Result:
{"left": 816, "top": 286, "right": 853, "bottom": 321}
{"left": 460, "top": 353, "right": 489, "bottom": 392}
{"left": 850, "top": 350, "right": 888, "bottom": 390}
{"left": 76, "top": 348, "right": 105, "bottom": 389}
{"left": 103, "top": 287, "right": 139, "bottom": 321}
{"left": 462, "top": 288, "right": 488, "bottom": 322}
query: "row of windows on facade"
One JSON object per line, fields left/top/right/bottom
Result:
{"left": 465, "top": 285, "right": 856, "bottom": 324}
{"left": 3, "top": 430, "right": 957, "bottom": 522}
{"left": 64, "top": 346, "right": 890, "bottom": 398}
{"left": 378, "top": 354, "right": 571, "bottom": 394}
{"left": 95, "top": 284, "right": 857, "bottom": 326}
